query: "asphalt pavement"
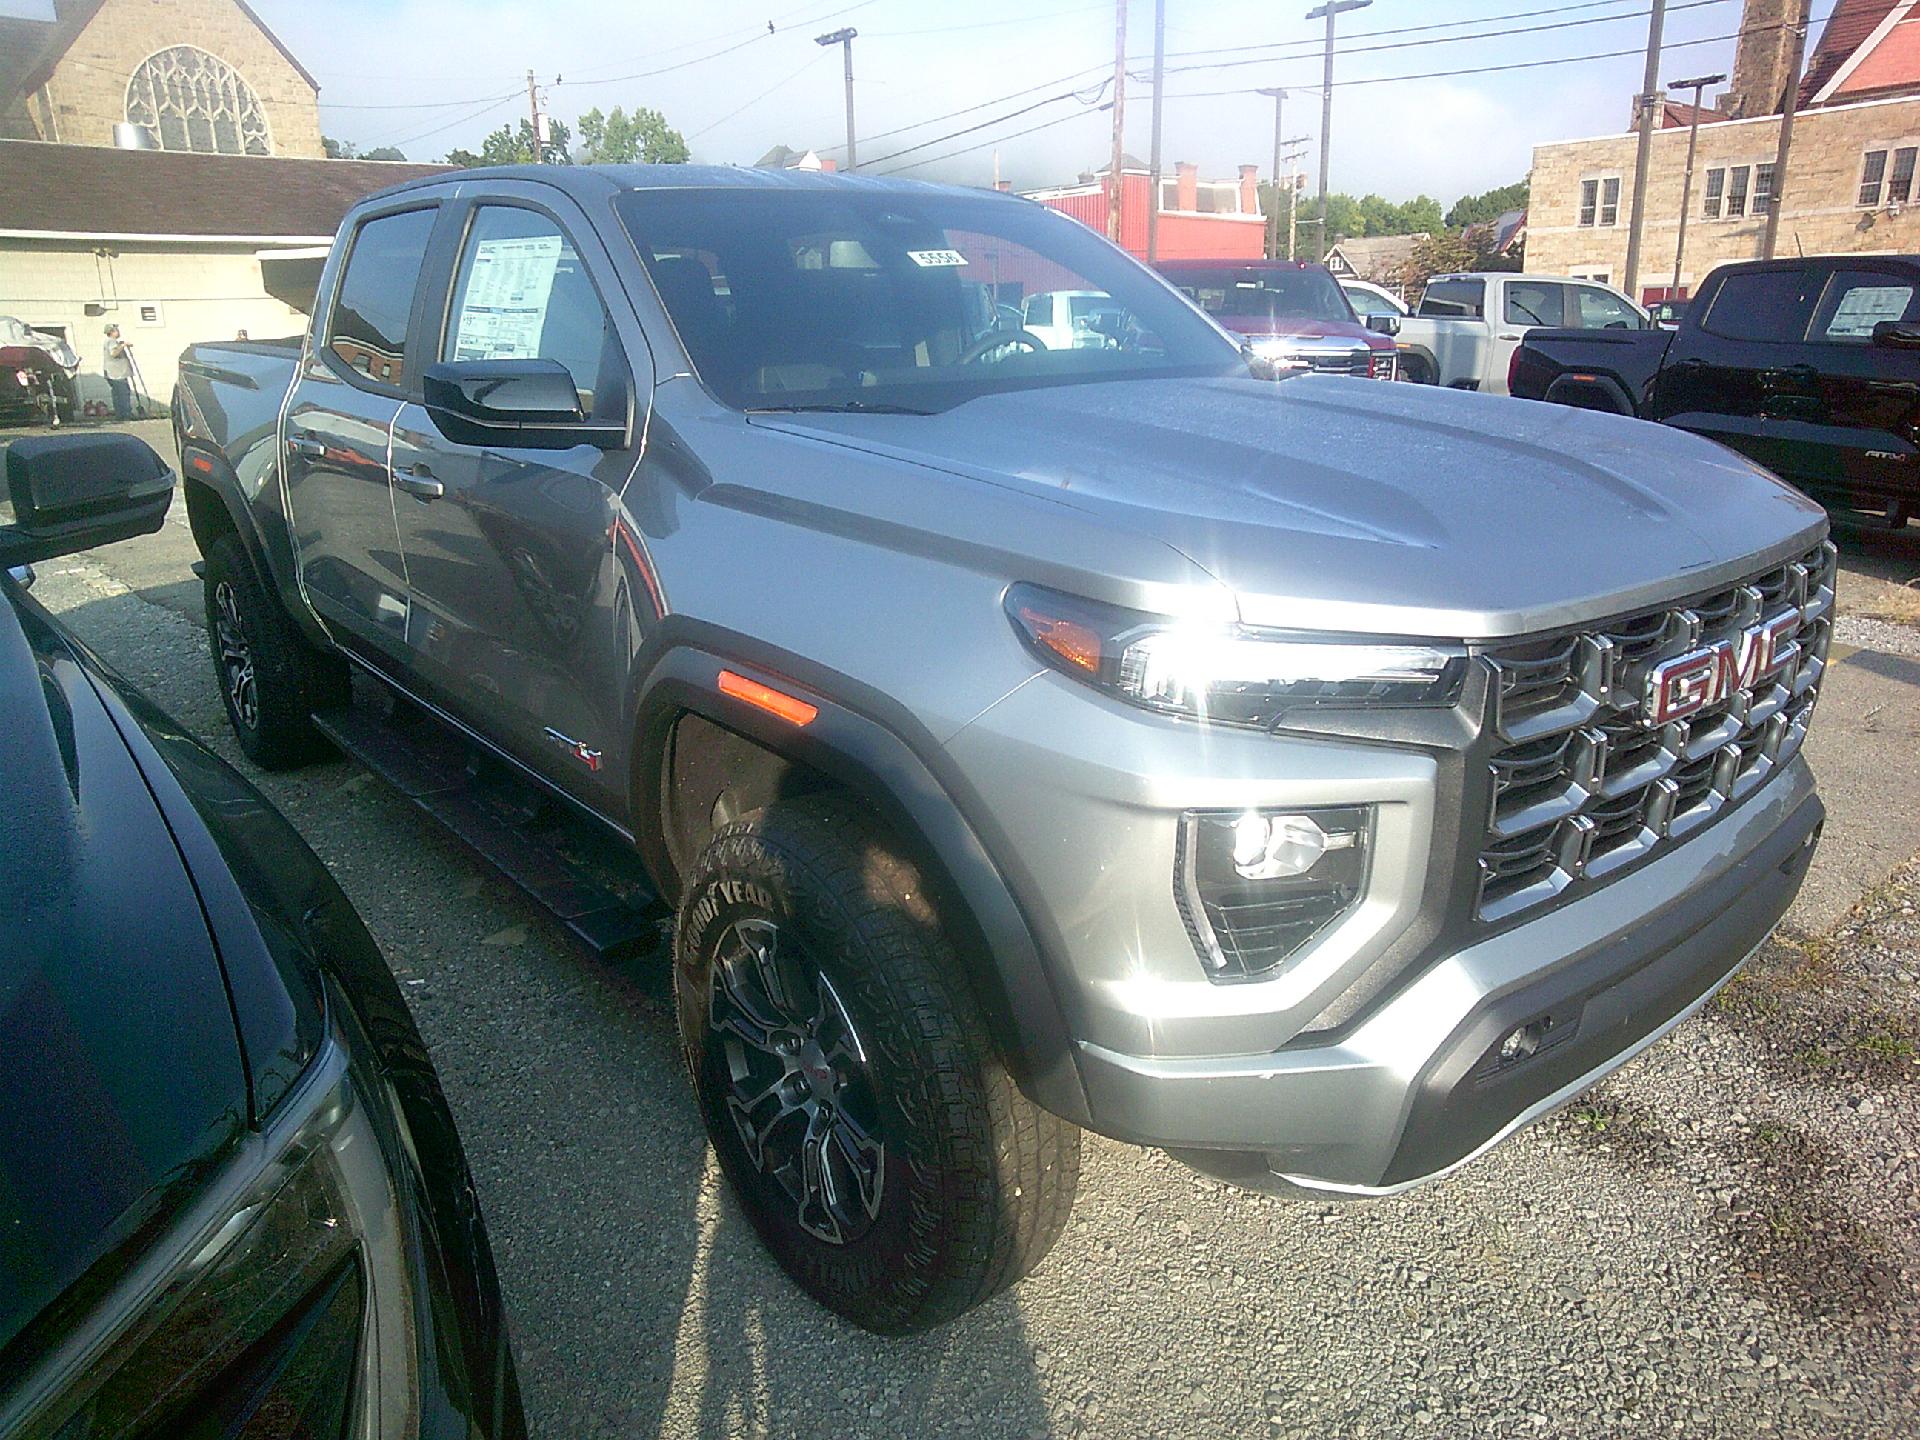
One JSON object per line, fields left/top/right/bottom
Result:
{"left": 8, "top": 417, "right": 1919, "bottom": 1438}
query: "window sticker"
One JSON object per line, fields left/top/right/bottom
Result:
{"left": 907, "top": 248, "right": 968, "bottom": 268}
{"left": 1826, "top": 285, "right": 1911, "bottom": 339}
{"left": 452, "top": 234, "right": 563, "bottom": 360}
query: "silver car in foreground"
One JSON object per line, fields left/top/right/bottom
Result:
{"left": 175, "top": 166, "right": 1829, "bottom": 1332}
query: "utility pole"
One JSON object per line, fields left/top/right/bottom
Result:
{"left": 1621, "top": 0, "right": 1668, "bottom": 301}
{"left": 1109, "top": 0, "right": 1127, "bottom": 245}
{"left": 1669, "top": 72, "right": 1725, "bottom": 301}
{"left": 1306, "top": 1, "right": 1369, "bottom": 261}
{"left": 1762, "top": 0, "right": 1815, "bottom": 259}
{"left": 1147, "top": 0, "right": 1167, "bottom": 261}
{"left": 1258, "top": 87, "right": 1286, "bottom": 259}
{"left": 527, "top": 69, "right": 542, "bottom": 163}
{"left": 1287, "top": 145, "right": 1311, "bottom": 258}
{"left": 816, "top": 28, "right": 858, "bottom": 169}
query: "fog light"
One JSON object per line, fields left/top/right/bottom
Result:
{"left": 1498, "top": 1024, "right": 1541, "bottom": 1064}
{"left": 1231, "top": 811, "right": 1357, "bottom": 880}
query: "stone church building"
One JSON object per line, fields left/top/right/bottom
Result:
{"left": 0, "top": 0, "right": 444, "bottom": 408}
{"left": 1529, "top": 0, "right": 1920, "bottom": 302}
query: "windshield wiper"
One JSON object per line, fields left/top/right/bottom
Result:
{"left": 747, "top": 399, "right": 935, "bottom": 416}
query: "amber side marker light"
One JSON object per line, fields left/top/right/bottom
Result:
{"left": 1016, "top": 602, "right": 1103, "bottom": 673}
{"left": 188, "top": 453, "right": 214, "bottom": 474}
{"left": 718, "top": 669, "right": 819, "bottom": 727}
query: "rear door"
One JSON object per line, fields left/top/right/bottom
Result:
{"left": 284, "top": 203, "right": 438, "bottom": 663}
{"left": 387, "top": 189, "right": 650, "bottom": 814}
{"left": 1486, "top": 279, "right": 1567, "bottom": 394}
{"left": 1412, "top": 277, "right": 1486, "bottom": 386}
{"left": 1646, "top": 263, "right": 1824, "bottom": 480}
{"left": 1797, "top": 264, "right": 1920, "bottom": 507}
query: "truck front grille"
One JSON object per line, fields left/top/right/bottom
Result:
{"left": 1476, "top": 540, "right": 1834, "bottom": 922}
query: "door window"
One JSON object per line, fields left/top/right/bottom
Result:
{"left": 327, "top": 206, "right": 437, "bottom": 387}
{"left": 1573, "top": 286, "right": 1644, "bottom": 330}
{"left": 1701, "top": 269, "right": 1821, "bottom": 342}
{"left": 444, "top": 205, "right": 620, "bottom": 407}
{"left": 1810, "top": 271, "right": 1916, "bottom": 342}
{"left": 1024, "top": 293, "right": 1055, "bottom": 326}
{"left": 1503, "top": 281, "right": 1565, "bottom": 328}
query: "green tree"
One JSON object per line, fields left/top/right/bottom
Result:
{"left": 1398, "top": 194, "right": 1445, "bottom": 235}
{"left": 1445, "top": 179, "right": 1529, "bottom": 231}
{"left": 575, "top": 105, "right": 689, "bottom": 165}
{"left": 448, "top": 117, "right": 573, "bottom": 167}
{"left": 323, "top": 136, "right": 356, "bottom": 159}
{"left": 362, "top": 145, "right": 407, "bottom": 162}
{"left": 1397, "top": 231, "right": 1478, "bottom": 298}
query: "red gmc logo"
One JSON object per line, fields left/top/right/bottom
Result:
{"left": 1645, "top": 611, "right": 1801, "bottom": 726}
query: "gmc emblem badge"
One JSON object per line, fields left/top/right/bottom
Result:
{"left": 1645, "top": 611, "right": 1801, "bottom": 726}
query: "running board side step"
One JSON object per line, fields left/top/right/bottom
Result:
{"left": 311, "top": 680, "right": 667, "bottom": 963}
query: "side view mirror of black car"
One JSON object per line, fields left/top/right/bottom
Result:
{"left": 0, "top": 431, "right": 172, "bottom": 567}
{"left": 1365, "top": 314, "right": 1401, "bottom": 336}
{"left": 1870, "top": 320, "right": 1920, "bottom": 350}
{"left": 421, "top": 359, "right": 628, "bottom": 450}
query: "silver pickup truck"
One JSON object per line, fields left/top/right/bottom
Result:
{"left": 174, "top": 165, "right": 1832, "bottom": 1333}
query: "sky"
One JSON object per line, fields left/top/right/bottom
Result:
{"left": 4, "top": 0, "right": 1829, "bottom": 204}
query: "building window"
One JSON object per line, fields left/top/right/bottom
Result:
{"left": 124, "top": 46, "right": 271, "bottom": 156}
{"left": 1577, "top": 176, "right": 1620, "bottom": 227}
{"left": 1726, "top": 165, "right": 1751, "bottom": 218}
{"left": 1890, "top": 147, "right": 1918, "bottom": 205}
{"left": 1753, "top": 163, "right": 1774, "bottom": 214}
{"left": 1704, "top": 168, "right": 1725, "bottom": 218}
{"left": 1861, "top": 149, "right": 1890, "bottom": 207}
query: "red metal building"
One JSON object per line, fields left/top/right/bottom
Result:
{"left": 1022, "top": 157, "right": 1266, "bottom": 261}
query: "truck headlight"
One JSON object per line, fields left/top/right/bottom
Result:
{"left": 1179, "top": 806, "right": 1371, "bottom": 980}
{"left": 1007, "top": 583, "right": 1465, "bottom": 727}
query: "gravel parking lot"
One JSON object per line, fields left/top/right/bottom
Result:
{"left": 10, "top": 419, "right": 1920, "bottom": 1438}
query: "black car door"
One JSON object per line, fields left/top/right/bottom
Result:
{"left": 1797, "top": 264, "right": 1920, "bottom": 509}
{"left": 387, "top": 190, "right": 651, "bottom": 815}
{"left": 1646, "top": 263, "right": 1823, "bottom": 481}
{"left": 283, "top": 203, "right": 438, "bottom": 664}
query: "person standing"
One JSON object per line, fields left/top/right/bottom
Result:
{"left": 103, "top": 323, "right": 133, "bottom": 421}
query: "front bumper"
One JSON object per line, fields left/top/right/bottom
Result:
{"left": 1071, "top": 756, "right": 1821, "bottom": 1194}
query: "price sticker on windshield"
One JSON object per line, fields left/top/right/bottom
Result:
{"left": 907, "top": 249, "right": 968, "bottom": 268}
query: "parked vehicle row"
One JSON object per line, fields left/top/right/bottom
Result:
{"left": 171, "top": 165, "right": 1831, "bottom": 1334}
{"left": 1394, "top": 271, "right": 1650, "bottom": 393}
{"left": 1511, "top": 254, "right": 1920, "bottom": 528}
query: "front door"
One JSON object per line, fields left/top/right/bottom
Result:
{"left": 1798, "top": 265, "right": 1920, "bottom": 507}
{"left": 1487, "top": 279, "right": 1566, "bottom": 395}
{"left": 388, "top": 197, "right": 648, "bottom": 814}
{"left": 283, "top": 203, "right": 438, "bottom": 665}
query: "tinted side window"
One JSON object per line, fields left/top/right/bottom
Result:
{"left": 1701, "top": 269, "right": 1821, "bottom": 343}
{"left": 444, "top": 205, "right": 619, "bottom": 405}
{"left": 1810, "top": 270, "right": 1917, "bottom": 343}
{"left": 1503, "top": 281, "right": 1565, "bottom": 327}
{"left": 1574, "top": 286, "right": 1644, "bottom": 330}
{"left": 1419, "top": 279, "right": 1484, "bottom": 318}
{"left": 328, "top": 207, "right": 437, "bottom": 387}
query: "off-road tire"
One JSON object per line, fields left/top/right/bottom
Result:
{"left": 202, "top": 532, "right": 346, "bottom": 769}
{"left": 674, "top": 794, "right": 1080, "bottom": 1333}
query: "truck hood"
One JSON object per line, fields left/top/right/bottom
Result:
{"left": 751, "top": 374, "right": 1828, "bottom": 638}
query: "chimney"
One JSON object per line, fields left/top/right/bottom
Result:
{"left": 1238, "top": 163, "right": 1259, "bottom": 216}
{"left": 994, "top": 179, "right": 1011, "bottom": 191}
{"left": 819, "top": 157, "right": 837, "bottom": 172}
{"left": 1176, "top": 161, "right": 1198, "bottom": 212}
{"left": 1722, "top": 0, "right": 1797, "bottom": 118}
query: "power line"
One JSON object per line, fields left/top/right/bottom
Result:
{"left": 856, "top": 82, "right": 1109, "bottom": 171}
{"left": 871, "top": 103, "right": 1110, "bottom": 175}
{"left": 687, "top": 53, "right": 827, "bottom": 141}
{"left": 371, "top": 92, "right": 521, "bottom": 153}
{"left": 813, "top": 59, "right": 1114, "bottom": 155}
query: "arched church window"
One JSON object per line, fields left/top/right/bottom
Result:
{"left": 125, "top": 46, "right": 272, "bottom": 155}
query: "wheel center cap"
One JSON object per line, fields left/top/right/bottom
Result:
{"left": 796, "top": 1040, "right": 836, "bottom": 1100}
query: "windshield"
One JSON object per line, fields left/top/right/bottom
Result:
{"left": 1165, "top": 267, "right": 1355, "bottom": 325}
{"left": 614, "top": 186, "right": 1243, "bottom": 413}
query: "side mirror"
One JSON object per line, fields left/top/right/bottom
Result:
{"left": 1365, "top": 313, "right": 1401, "bottom": 336}
{"left": 1871, "top": 320, "right": 1920, "bottom": 349}
{"left": 0, "top": 432, "right": 172, "bottom": 567}
{"left": 421, "top": 359, "right": 628, "bottom": 450}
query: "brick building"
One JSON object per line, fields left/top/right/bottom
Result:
{"left": 1527, "top": 0, "right": 1920, "bottom": 301}
{"left": 1023, "top": 155, "right": 1266, "bottom": 261}
{"left": 0, "top": 0, "right": 324, "bottom": 156}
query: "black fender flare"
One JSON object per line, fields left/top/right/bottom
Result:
{"left": 1542, "top": 371, "right": 1637, "bottom": 416}
{"left": 1398, "top": 343, "right": 1439, "bottom": 383}
{"left": 178, "top": 439, "right": 332, "bottom": 651}
{"left": 629, "top": 635, "right": 1092, "bottom": 1127}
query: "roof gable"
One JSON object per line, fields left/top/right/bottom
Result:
{"left": 1801, "top": 0, "right": 1912, "bottom": 106}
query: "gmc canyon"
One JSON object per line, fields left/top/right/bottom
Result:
{"left": 175, "top": 165, "right": 1833, "bottom": 1333}
{"left": 1511, "top": 255, "right": 1920, "bottom": 528}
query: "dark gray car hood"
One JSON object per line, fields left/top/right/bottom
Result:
{"left": 753, "top": 374, "right": 1827, "bottom": 638}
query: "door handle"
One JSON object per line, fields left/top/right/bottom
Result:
{"left": 393, "top": 465, "right": 444, "bottom": 500}
{"left": 286, "top": 435, "right": 325, "bottom": 458}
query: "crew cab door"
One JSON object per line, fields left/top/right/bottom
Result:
{"left": 387, "top": 191, "right": 650, "bottom": 813}
{"left": 1645, "top": 263, "right": 1824, "bottom": 480}
{"left": 1486, "top": 279, "right": 1567, "bottom": 394}
{"left": 283, "top": 203, "right": 439, "bottom": 662}
{"left": 1796, "top": 264, "right": 1920, "bottom": 504}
